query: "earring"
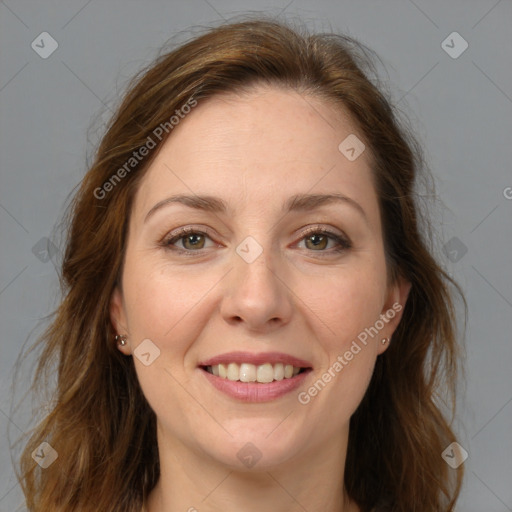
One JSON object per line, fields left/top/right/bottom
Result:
{"left": 381, "top": 337, "right": 389, "bottom": 345}
{"left": 115, "top": 334, "right": 127, "bottom": 346}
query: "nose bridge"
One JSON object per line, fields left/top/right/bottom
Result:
{"left": 220, "top": 232, "right": 293, "bottom": 329}
{"left": 237, "top": 238, "right": 279, "bottom": 290}
{"left": 234, "top": 233, "right": 284, "bottom": 302}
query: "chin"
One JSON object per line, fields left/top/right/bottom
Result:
{"left": 197, "top": 418, "right": 308, "bottom": 470}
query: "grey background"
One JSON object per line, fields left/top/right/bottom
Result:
{"left": 1, "top": 1, "right": 511, "bottom": 511}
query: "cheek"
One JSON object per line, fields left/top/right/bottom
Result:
{"left": 310, "top": 262, "right": 387, "bottom": 348}
{"left": 122, "top": 256, "right": 218, "bottom": 344}
{"left": 298, "top": 263, "right": 385, "bottom": 414}
{"left": 122, "top": 258, "right": 216, "bottom": 437}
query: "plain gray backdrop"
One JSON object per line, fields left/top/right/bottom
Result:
{"left": 1, "top": 1, "right": 511, "bottom": 511}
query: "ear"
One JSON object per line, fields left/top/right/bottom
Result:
{"left": 378, "top": 274, "right": 411, "bottom": 355}
{"left": 110, "top": 286, "right": 131, "bottom": 354}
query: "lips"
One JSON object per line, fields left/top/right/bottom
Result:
{"left": 198, "top": 351, "right": 313, "bottom": 402}
{"left": 198, "top": 351, "right": 313, "bottom": 368}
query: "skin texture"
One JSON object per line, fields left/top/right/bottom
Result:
{"left": 110, "top": 85, "right": 411, "bottom": 512}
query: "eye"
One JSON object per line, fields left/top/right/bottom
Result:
{"left": 296, "top": 227, "right": 352, "bottom": 254}
{"left": 160, "top": 225, "right": 352, "bottom": 256}
{"left": 161, "top": 227, "right": 216, "bottom": 253}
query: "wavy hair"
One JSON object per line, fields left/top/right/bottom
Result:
{"left": 15, "top": 16, "right": 466, "bottom": 512}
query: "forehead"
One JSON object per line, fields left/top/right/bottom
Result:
{"left": 133, "top": 86, "right": 377, "bottom": 222}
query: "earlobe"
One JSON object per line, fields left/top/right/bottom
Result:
{"left": 379, "top": 275, "right": 411, "bottom": 353}
{"left": 110, "top": 287, "right": 129, "bottom": 348}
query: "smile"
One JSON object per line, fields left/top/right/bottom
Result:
{"left": 203, "top": 362, "right": 306, "bottom": 383}
{"left": 198, "top": 351, "right": 313, "bottom": 402}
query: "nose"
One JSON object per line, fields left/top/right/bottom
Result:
{"left": 220, "top": 245, "right": 293, "bottom": 333}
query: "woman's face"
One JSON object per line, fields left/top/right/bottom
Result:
{"left": 111, "top": 86, "right": 410, "bottom": 470}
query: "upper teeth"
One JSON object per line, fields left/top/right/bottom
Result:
{"left": 207, "top": 363, "right": 301, "bottom": 383}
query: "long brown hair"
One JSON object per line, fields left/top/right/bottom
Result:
{"left": 15, "top": 16, "right": 466, "bottom": 511}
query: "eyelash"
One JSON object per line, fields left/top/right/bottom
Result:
{"left": 160, "top": 225, "right": 352, "bottom": 257}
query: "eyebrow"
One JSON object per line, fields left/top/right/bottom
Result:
{"left": 144, "top": 192, "right": 368, "bottom": 224}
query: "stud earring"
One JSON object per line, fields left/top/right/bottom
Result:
{"left": 381, "top": 337, "right": 389, "bottom": 345}
{"left": 115, "top": 334, "right": 127, "bottom": 346}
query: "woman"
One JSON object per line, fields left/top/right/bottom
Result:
{"left": 17, "top": 16, "right": 465, "bottom": 512}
